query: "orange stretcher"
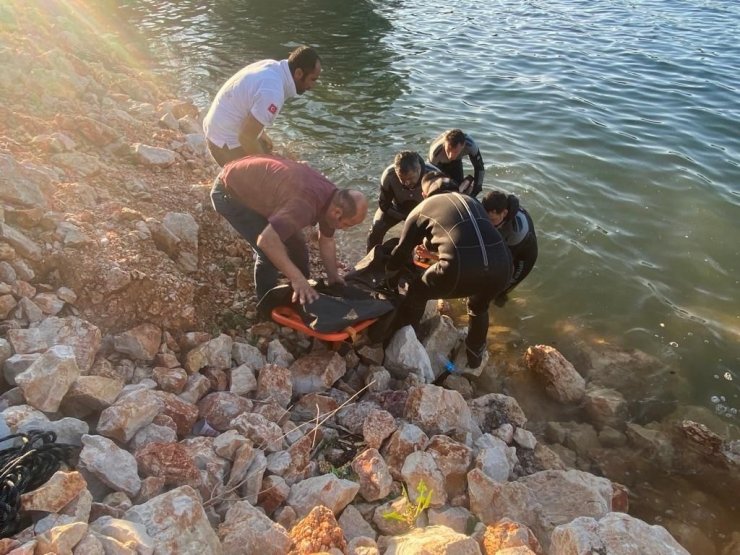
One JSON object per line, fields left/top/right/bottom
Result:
{"left": 270, "top": 306, "right": 377, "bottom": 349}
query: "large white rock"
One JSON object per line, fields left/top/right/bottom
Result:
{"left": 133, "top": 143, "right": 176, "bottom": 167}
{"left": 524, "top": 345, "right": 586, "bottom": 403}
{"left": 113, "top": 323, "right": 161, "bottom": 361}
{"left": 287, "top": 473, "right": 359, "bottom": 518}
{"left": 385, "top": 326, "right": 434, "bottom": 382}
{"left": 550, "top": 512, "right": 689, "bottom": 555}
{"left": 218, "top": 500, "right": 290, "bottom": 555}
{"left": 405, "top": 384, "right": 478, "bottom": 438}
{"left": 96, "top": 389, "right": 163, "bottom": 443}
{"left": 124, "top": 486, "right": 222, "bottom": 554}
{"left": 469, "top": 469, "right": 615, "bottom": 551}
{"left": 289, "top": 351, "right": 346, "bottom": 395}
{"left": 15, "top": 345, "right": 80, "bottom": 412}
{"left": 79, "top": 435, "right": 140, "bottom": 497}
{"left": 382, "top": 525, "right": 481, "bottom": 554}
{"left": 6, "top": 316, "right": 101, "bottom": 372}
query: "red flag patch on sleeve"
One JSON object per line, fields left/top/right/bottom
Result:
{"left": 268, "top": 103, "right": 278, "bottom": 114}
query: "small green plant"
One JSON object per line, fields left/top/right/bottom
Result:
{"left": 382, "top": 480, "right": 433, "bottom": 527}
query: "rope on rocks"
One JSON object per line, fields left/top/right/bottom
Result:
{"left": 0, "top": 431, "right": 79, "bottom": 538}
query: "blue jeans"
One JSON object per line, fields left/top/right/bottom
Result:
{"left": 210, "top": 178, "right": 309, "bottom": 300}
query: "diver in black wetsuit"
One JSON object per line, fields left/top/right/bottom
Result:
{"left": 386, "top": 172, "right": 512, "bottom": 369}
{"left": 481, "top": 190, "right": 538, "bottom": 306}
{"left": 366, "top": 151, "right": 439, "bottom": 252}
{"left": 428, "top": 129, "right": 486, "bottom": 197}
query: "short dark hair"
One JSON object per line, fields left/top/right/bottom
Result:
{"left": 288, "top": 46, "right": 320, "bottom": 74}
{"left": 421, "top": 171, "right": 458, "bottom": 197}
{"left": 393, "top": 151, "right": 421, "bottom": 175}
{"left": 444, "top": 129, "right": 466, "bottom": 147}
{"left": 481, "top": 190, "right": 508, "bottom": 213}
{"left": 331, "top": 189, "right": 358, "bottom": 218}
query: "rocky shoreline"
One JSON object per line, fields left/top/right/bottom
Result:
{"left": 1, "top": 4, "right": 738, "bottom": 554}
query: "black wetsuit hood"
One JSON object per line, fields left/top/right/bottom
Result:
{"left": 421, "top": 175, "right": 459, "bottom": 198}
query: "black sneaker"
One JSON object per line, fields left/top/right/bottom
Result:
{"left": 466, "top": 345, "right": 484, "bottom": 369}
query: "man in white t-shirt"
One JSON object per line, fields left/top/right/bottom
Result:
{"left": 203, "top": 46, "right": 321, "bottom": 167}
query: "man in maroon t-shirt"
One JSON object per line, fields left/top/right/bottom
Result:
{"left": 211, "top": 155, "right": 368, "bottom": 304}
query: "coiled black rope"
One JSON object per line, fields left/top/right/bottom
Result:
{"left": 0, "top": 430, "right": 79, "bottom": 538}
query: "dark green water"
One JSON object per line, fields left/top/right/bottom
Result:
{"left": 115, "top": 0, "right": 740, "bottom": 425}
{"left": 110, "top": 2, "right": 740, "bottom": 544}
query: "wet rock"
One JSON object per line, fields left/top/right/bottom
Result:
{"left": 287, "top": 473, "right": 360, "bottom": 518}
{"left": 16, "top": 344, "right": 79, "bottom": 412}
{"left": 625, "top": 422, "right": 674, "bottom": 466}
{"left": 382, "top": 525, "right": 481, "bottom": 554}
{"left": 256, "top": 363, "right": 292, "bottom": 407}
{"left": 289, "top": 351, "right": 346, "bottom": 396}
{"left": 124, "top": 486, "right": 222, "bottom": 554}
{"left": 289, "top": 505, "right": 347, "bottom": 555}
{"left": 550, "top": 512, "right": 688, "bottom": 555}
{"left": 480, "top": 518, "right": 543, "bottom": 554}
{"left": 113, "top": 323, "right": 161, "bottom": 361}
{"left": 385, "top": 325, "right": 434, "bottom": 382}
{"left": 524, "top": 345, "right": 585, "bottom": 403}
{"left": 469, "top": 393, "right": 527, "bottom": 431}
{"left": 469, "top": 469, "right": 614, "bottom": 551}
{"left": 351, "top": 448, "right": 393, "bottom": 502}
{"left": 584, "top": 386, "right": 628, "bottom": 430}
{"left": 405, "top": 384, "right": 477, "bottom": 438}
{"left": 79, "top": 434, "right": 141, "bottom": 497}
{"left": 339, "top": 504, "right": 377, "bottom": 542}
{"left": 217, "top": 499, "right": 290, "bottom": 555}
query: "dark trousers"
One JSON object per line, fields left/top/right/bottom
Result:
{"left": 366, "top": 208, "right": 405, "bottom": 252}
{"left": 210, "top": 179, "right": 309, "bottom": 300}
{"left": 207, "top": 141, "right": 247, "bottom": 168}
{"left": 392, "top": 257, "right": 512, "bottom": 367}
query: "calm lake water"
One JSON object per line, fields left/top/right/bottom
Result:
{"left": 112, "top": 0, "right": 739, "bottom": 543}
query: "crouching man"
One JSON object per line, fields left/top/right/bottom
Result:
{"left": 386, "top": 172, "right": 511, "bottom": 368}
{"left": 211, "top": 155, "right": 368, "bottom": 304}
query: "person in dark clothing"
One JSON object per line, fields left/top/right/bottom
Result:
{"left": 366, "top": 151, "right": 439, "bottom": 252}
{"left": 481, "top": 190, "right": 538, "bottom": 305}
{"left": 428, "top": 129, "right": 486, "bottom": 197}
{"left": 211, "top": 154, "right": 368, "bottom": 304}
{"left": 386, "top": 172, "right": 512, "bottom": 369}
